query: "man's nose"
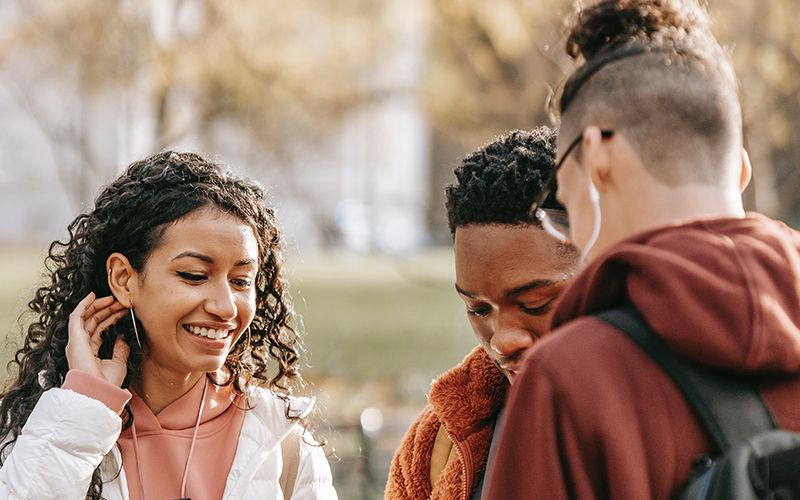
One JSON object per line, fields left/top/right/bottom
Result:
{"left": 490, "top": 312, "right": 535, "bottom": 357}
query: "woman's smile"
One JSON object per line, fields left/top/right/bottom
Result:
{"left": 184, "top": 324, "right": 236, "bottom": 340}
{"left": 129, "top": 206, "right": 259, "bottom": 377}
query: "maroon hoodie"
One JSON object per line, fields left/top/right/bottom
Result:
{"left": 484, "top": 214, "right": 800, "bottom": 500}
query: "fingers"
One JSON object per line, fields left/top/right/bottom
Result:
{"left": 69, "top": 292, "right": 96, "bottom": 325}
{"left": 70, "top": 292, "right": 127, "bottom": 355}
{"left": 90, "top": 309, "right": 129, "bottom": 355}
{"left": 111, "top": 335, "right": 131, "bottom": 364}
{"left": 67, "top": 293, "right": 131, "bottom": 386}
{"left": 83, "top": 299, "right": 125, "bottom": 332}
{"left": 80, "top": 294, "right": 115, "bottom": 319}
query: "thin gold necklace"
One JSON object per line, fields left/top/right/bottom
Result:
{"left": 130, "top": 377, "right": 209, "bottom": 500}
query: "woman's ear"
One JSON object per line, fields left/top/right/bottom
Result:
{"left": 106, "top": 253, "right": 137, "bottom": 308}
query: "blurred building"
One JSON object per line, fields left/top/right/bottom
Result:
{"left": 0, "top": 0, "right": 432, "bottom": 253}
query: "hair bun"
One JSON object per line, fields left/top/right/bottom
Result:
{"left": 565, "top": 0, "right": 710, "bottom": 61}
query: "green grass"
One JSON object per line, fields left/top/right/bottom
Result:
{"left": 0, "top": 249, "right": 46, "bottom": 363}
{"left": 0, "top": 248, "right": 476, "bottom": 393}
{"left": 288, "top": 252, "right": 474, "bottom": 382}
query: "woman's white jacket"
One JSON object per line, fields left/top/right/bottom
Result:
{"left": 0, "top": 386, "right": 338, "bottom": 499}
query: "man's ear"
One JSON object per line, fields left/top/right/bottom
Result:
{"left": 581, "top": 126, "right": 612, "bottom": 192}
{"left": 739, "top": 148, "right": 753, "bottom": 194}
{"left": 106, "top": 253, "right": 137, "bottom": 308}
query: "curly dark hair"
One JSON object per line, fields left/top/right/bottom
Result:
{"left": 445, "top": 127, "right": 562, "bottom": 235}
{"left": 0, "top": 151, "right": 301, "bottom": 498}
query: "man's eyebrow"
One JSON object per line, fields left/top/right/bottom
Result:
{"left": 455, "top": 283, "right": 476, "bottom": 298}
{"left": 172, "top": 252, "right": 255, "bottom": 267}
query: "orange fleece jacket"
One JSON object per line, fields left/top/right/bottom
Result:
{"left": 385, "top": 347, "right": 507, "bottom": 500}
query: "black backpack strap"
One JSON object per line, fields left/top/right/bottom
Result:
{"left": 596, "top": 306, "right": 777, "bottom": 453}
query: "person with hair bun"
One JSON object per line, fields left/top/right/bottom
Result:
{"left": 0, "top": 151, "right": 338, "bottom": 499}
{"left": 485, "top": 0, "right": 800, "bottom": 498}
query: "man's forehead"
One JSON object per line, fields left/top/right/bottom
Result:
{"left": 454, "top": 225, "right": 578, "bottom": 290}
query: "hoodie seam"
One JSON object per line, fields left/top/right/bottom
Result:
{"left": 705, "top": 223, "right": 762, "bottom": 370}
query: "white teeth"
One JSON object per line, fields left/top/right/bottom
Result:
{"left": 187, "top": 325, "right": 230, "bottom": 339}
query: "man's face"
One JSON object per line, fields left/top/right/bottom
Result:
{"left": 454, "top": 224, "right": 578, "bottom": 383}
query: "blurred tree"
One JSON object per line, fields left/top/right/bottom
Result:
{"left": 710, "top": 0, "right": 800, "bottom": 224}
{"left": 4, "top": 0, "right": 800, "bottom": 233}
{"left": 0, "top": 0, "right": 386, "bottom": 211}
{"left": 423, "top": 0, "right": 800, "bottom": 231}
{"left": 423, "top": 0, "right": 574, "bottom": 235}
{"left": 424, "top": 0, "right": 570, "bottom": 146}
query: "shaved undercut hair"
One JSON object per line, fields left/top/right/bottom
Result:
{"left": 559, "top": 0, "right": 742, "bottom": 186}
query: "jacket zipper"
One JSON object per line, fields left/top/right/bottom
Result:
{"left": 447, "top": 428, "right": 473, "bottom": 500}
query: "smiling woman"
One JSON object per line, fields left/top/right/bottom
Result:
{"left": 0, "top": 152, "right": 337, "bottom": 500}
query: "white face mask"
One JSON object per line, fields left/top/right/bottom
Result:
{"left": 580, "top": 176, "right": 602, "bottom": 263}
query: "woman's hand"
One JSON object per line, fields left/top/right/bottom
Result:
{"left": 66, "top": 292, "right": 131, "bottom": 387}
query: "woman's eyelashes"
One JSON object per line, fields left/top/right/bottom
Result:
{"left": 177, "top": 271, "right": 206, "bottom": 282}
{"left": 230, "top": 278, "right": 253, "bottom": 289}
{"left": 176, "top": 271, "right": 254, "bottom": 289}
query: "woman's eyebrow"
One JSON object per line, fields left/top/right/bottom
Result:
{"left": 172, "top": 251, "right": 255, "bottom": 267}
{"left": 172, "top": 251, "right": 213, "bottom": 263}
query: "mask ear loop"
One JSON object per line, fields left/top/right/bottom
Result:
{"left": 580, "top": 178, "right": 602, "bottom": 263}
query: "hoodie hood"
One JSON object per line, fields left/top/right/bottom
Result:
{"left": 552, "top": 213, "right": 800, "bottom": 373}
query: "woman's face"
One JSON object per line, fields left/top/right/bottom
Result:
{"left": 131, "top": 206, "right": 259, "bottom": 378}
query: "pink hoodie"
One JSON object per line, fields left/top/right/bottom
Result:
{"left": 63, "top": 370, "right": 245, "bottom": 500}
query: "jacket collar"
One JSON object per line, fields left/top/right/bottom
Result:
{"left": 428, "top": 346, "right": 508, "bottom": 441}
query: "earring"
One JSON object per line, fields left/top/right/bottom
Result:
{"left": 129, "top": 307, "right": 142, "bottom": 350}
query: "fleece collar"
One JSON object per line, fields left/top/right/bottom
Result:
{"left": 428, "top": 346, "right": 508, "bottom": 442}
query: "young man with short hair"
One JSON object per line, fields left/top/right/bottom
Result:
{"left": 485, "top": 1, "right": 800, "bottom": 498}
{"left": 385, "top": 128, "right": 579, "bottom": 499}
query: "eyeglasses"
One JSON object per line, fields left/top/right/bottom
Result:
{"left": 529, "top": 129, "right": 615, "bottom": 242}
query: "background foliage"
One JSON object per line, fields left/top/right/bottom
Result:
{"left": 3, "top": 0, "right": 800, "bottom": 497}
